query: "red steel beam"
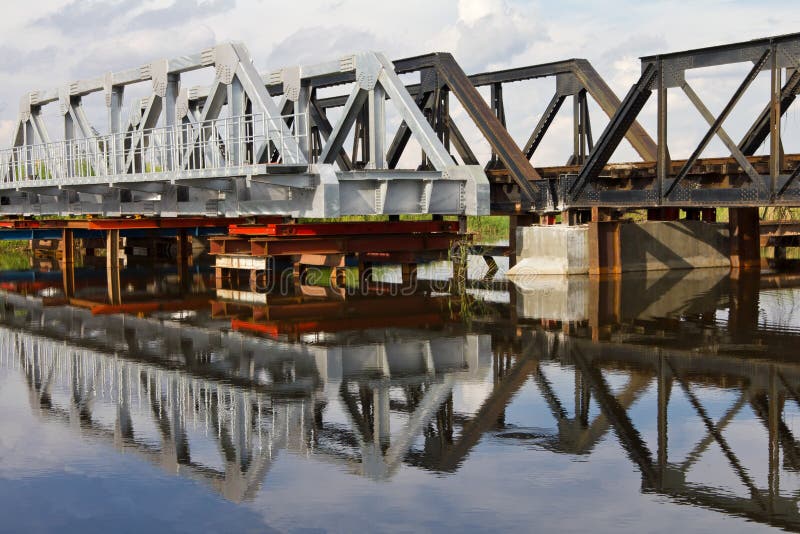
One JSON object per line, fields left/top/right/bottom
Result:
{"left": 232, "top": 313, "right": 446, "bottom": 338}
{"left": 68, "top": 297, "right": 211, "bottom": 315}
{"left": 251, "top": 294, "right": 441, "bottom": 321}
{"left": 85, "top": 217, "right": 253, "bottom": 230}
{"left": 0, "top": 216, "right": 286, "bottom": 231}
{"left": 228, "top": 220, "right": 459, "bottom": 237}
{"left": 209, "top": 238, "right": 254, "bottom": 255}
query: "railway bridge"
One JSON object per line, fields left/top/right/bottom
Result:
{"left": 1, "top": 32, "right": 800, "bottom": 270}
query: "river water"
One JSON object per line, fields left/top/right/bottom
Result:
{"left": 1, "top": 262, "right": 799, "bottom": 532}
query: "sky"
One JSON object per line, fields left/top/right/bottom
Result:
{"left": 1, "top": 0, "right": 799, "bottom": 164}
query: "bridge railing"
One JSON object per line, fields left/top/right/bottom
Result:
{"left": 0, "top": 112, "right": 308, "bottom": 185}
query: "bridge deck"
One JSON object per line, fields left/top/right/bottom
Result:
{"left": 491, "top": 154, "right": 800, "bottom": 182}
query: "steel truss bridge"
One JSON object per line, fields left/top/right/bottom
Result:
{"left": 3, "top": 33, "right": 800, "bottom": 217}
{"left": 4, "top": 279, "right": 800, "bottom": 528}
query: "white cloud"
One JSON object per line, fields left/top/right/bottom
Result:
{"left": 1, "top": 0, "right": 799, "bottom": 160}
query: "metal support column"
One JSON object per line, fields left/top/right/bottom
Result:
{"left": 228, "top": 77, "right": 245, "bottom": 166}
{"left": 368, "top": 85, "right": 386, "bottom": 169}
{"left": 588, "top": 221, "right": 622, "bottom": 275}
{"left": 165, "top": 73, "right": 179, "bottom": 170}
{"left": 177, "top": 228, "right": 190, "bottom": 291}
{"left": 106, "top": 229, "right": 121, "bottom": 305}
{"left": 60, "top": 228, "right": 75, "bottom": 299}
{"left": 108, "top": 85, "right": 124, "bottom": 173}
{"left": 656, "top": 58, "right": 670, "bottom": 201}
{"left": 770, "top": 46, "right": 783, "bottom": 197}
{"left": 729, "top": 207, "right": 761, "bottom": 270}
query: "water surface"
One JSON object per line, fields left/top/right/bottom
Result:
{"left": 1, "top": 263, "right": 799, "bottom": 532}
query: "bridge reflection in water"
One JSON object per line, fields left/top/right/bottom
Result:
{"left": 3, "top": 264, "right": 800, "bottom": 529}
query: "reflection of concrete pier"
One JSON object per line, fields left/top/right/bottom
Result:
{"left": 511, "top": 269, "right": 730, "bottom": 324}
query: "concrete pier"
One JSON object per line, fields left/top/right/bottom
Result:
{"left": 507, "top": 225, "right": 590, "bottom": 275}
{"left": 508, "top": 219, "right": 737, "bottom": 276}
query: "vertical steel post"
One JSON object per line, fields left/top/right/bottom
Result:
{"left": 228, "top": 77, "right": 245, "bottom": 166}
{"left": 572, "top": 90, "right": 588, "bottom": 164}
{"left": 64, "top": 107, "right": 75, "bottom": 178}
{"left": 165, "top": 73, "right": 179, "bottom": 171}
{"left": 656, "top": 57, "right": 670, "bottom": 201}
{"left": 297, "top": 84, "right": 311, "bottom": 163}
{"left": 489, "top": 82, "right": 505, "bottom": 168}
{"left": 368, "top": 85, "right": 386, "bottom": 169}
{"left": 23, "top": 120, "right": 34, "bottom": 178}
{"left": 770, "top": 44, "right": 782, "bottom": 198}
{"left": 439, "top": 87, "right": 450, "bottom": 151}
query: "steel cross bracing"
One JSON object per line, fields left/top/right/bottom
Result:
{"left": 7, "top": 32, "right": 800, "bottom": 217}
{"left": 562, "top": 32, "right": 800, "bottom": 210}
{"left": 5, "top": 43, "right": 489, "bottom": 218}
{"left": 309, "top": 54, "right": 656, "bottom": 212}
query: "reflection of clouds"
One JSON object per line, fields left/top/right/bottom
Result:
{"left": 0, "top": 372, "right": 96, "bottom": 479}
{"left": 759, "top": 288, "right": 800, "bottom": 331}
{"left": 452, "top": 379, "right": 494, "bottom": 415}
{"left": 246, "top": 431, "right": 766, "bottom": 533}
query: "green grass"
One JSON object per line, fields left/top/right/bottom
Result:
{"left": 0, "top": 241, "right": 31, "bottom": 270}
{"left": 302, "top": 266, "right": 360, "bottom": 288}
{"left": 466, "top": 216, "right": 508, "bottom": 243}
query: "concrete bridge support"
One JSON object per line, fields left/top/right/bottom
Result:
{"left": 508, "top": 210, "right": 758, "bottom": 276}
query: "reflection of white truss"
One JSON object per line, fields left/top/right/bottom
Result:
{"left": 4, "top": 43, "right": 488, "bottom": 217}
{"left": 0, "top": 291, "right": 490, "bottom": 493}
{"left": 7, "top": 286, "right": 800, "bottom": 528}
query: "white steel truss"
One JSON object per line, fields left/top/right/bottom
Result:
{"left": 4, "top": 44, "right": 489, "bottom": 217}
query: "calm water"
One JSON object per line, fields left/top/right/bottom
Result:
{"left": 2, "top": 261, "right": 800, "bottom": 532}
